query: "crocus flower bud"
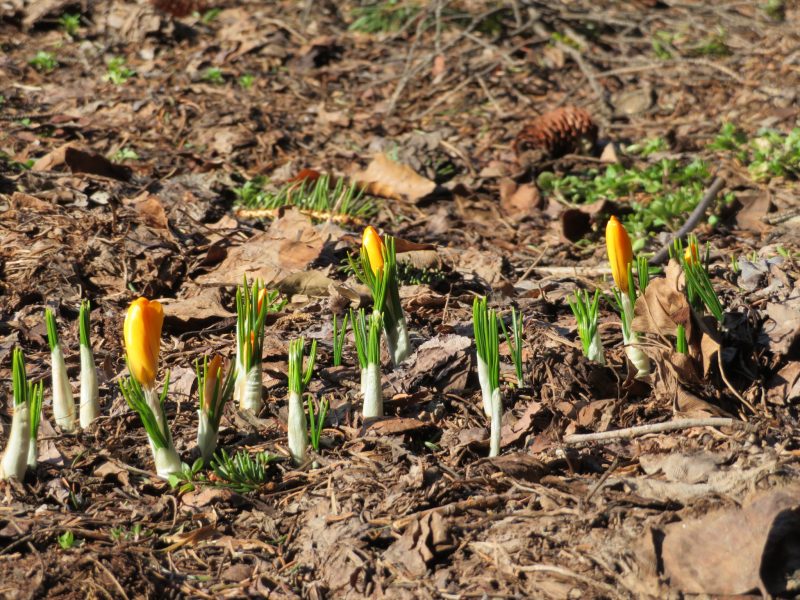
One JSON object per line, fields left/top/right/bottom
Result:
{"left": 362, "top": 226, "right": 385, "bottom": 274}
{"left": 123, "top": 298, "right": 164, "bottom": 389}
{"left": 606, "top": 216, "right": 633, "bottom": 292}
{"left": 684, "top": 241, "right": 700, "bottom": 265}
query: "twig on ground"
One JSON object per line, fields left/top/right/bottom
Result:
{"left": 650, "top": 176, "right": 725, "bottom": 265}
{"left": 563, "top": 417, "right": 748, "bottom": 445}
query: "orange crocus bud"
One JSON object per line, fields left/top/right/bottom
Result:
{"left": 203, "top": 355, "right": 223, "bottom": 411}
{"left": 123, "top": 298, "right": 164, "bottom": 389}
{"left": 606, "top": 216, "right": 634, "bottom": 292}
{"left": 684, "top": 241, "right": 700, "bottom": 265}
{"left": 257, "top": 288, "right": 267, "bottom": 314}
{"left": 362, "top": 226, "right": 385, "bottom": 274}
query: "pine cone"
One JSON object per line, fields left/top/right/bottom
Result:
{"left": 513, "top": 107, "right": 598, "bottom": 162}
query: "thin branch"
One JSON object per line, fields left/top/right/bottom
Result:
{"left": 650, "top": 176, "right": 725, "bottom": 265}
{"left": 563, "top": 417, "right": 748, "bottom": 445}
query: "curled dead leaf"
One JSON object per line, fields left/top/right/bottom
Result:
{"left": 351, "top": 154, "right": 436, "bottom": 202}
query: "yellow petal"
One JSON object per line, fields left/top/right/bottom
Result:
{"left": 123, "top": 297, "right": 163, "bottom": 388}
{"left": 362, "top": 226, "right": 385, "bottom": 275}
{"left": 605, "top": 216, "right": 633, "bottom": 291}
{"left": 684, "top": 242, "right": 699, "bottom": 265}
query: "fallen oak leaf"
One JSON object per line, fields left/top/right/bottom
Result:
{"left": 351, "top": 154, "right": 436, "bottom": 202}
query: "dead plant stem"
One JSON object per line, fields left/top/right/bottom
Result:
{"left": 563, "top": 417, "right": 748, "bottom": 445}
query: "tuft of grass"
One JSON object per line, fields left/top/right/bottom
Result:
{"left": 349, "top": 1, "right": 420, "bottom": 33}
{"left": 59, "top": 13, "right": 81, "bottom": 37}
{"left": 210, "top": 449, "right": 278, "bottom": 493}
{"left": 238, "top": 73, "right": 255, "bottom": 90}
{"left": 111, "top": 147, "right": 139, "bottom": 162}
{"left": 29, "top": 51, "right": 58, "bottom": 72}
{"left": 104, "top": 57, "right": 135, "bottom": 85}
{"left": 234, "top": 174, "right": 378, "bottom": 221}
{"left": 689, "top": 29, "right": 731, "bottom": 57}
{"left": 201, "top": 67, "right": 224, "bottom": 84}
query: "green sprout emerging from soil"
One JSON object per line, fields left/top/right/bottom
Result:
{"left": 201, "top": 67, "right": 225, "bottom": 85}
{"left": 29, "top": 51, "right": 58, "bottom": 72}
{"left": 104, "top": 57, "right": 135, "bottom": 85}
{"left": 59, "top": 13, "right": 81, "bottom": 37}
{"left": 211, "top": 449, "right": 278, "bottom": 493}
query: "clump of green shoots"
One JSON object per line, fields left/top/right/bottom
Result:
{"left": 196, "top": 355, "right": 236, "bottom": 463}
{"left": 235, "top": 174, "right": 377, "bottom": 222}
{"left": 46, "top": 308, "right": 76, "bottom": 433}
{"left": 201, "top": 67, "right": 224, "bottom": 84}
{"left": 211, "top": 448, "right": 278, "bottom": 493}
{"left": 332, "top": 313, "right": 349, "bottom": 367}
{"left": 352, "top": 308, "right": 384, "bottom": 418}
{"left": 287, "top": 338, "right": 317, "bottom": 464}
{"left": 119, "top": 371, "right": 182, "bottom": 477}
{"left": 1, "top": 349, "right": 43, "bottom": 480}
{"left": 59, "top": 13, "right": 81, "bottom": 37}
{"left": 568, "top": 289, "right": 605, "bottom": 365}
{"left": 308, "top": 396, "right": 330, "bottom": 454}
{"left": 104, "top": 57, "right": 135, "bottom": 85}
{"left": 672, "top": 235, "right": 724, "bottom": 323}
{"left": 234, "top": 277, "right": 285, "bottom": 414}
{"left": 499, "top": 307, "right": 525, "bottom": 386}
{"left": 29, "top": 51, "right": 58, "bottom": 72}
{"left": 352, "top": 229, "right": 410, "bottom": 366}
{"left": 473, "top": 297, "right": 502, "bottom": 458}
{"left": 78, "top": 300, "right": 100, "bottom": 428}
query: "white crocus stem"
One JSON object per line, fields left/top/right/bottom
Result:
{"left": 236, "top": 364, "right": 263, "bottom": 413}
{"left": 79, "top": 344, "right": 100, "bottom": 428}
{"left": 51, "top": 345, "right": 76, "bottom": 433}
{"left": 489, "top": 387, "right": 502, "bottom": 458}
{"left": 154, "top": 446, "right": 183, "bottom": 478}
{"left": 477, "top": 355, "right": 492, "bottom": 418}
{"left": 288, "top": 390, "right": 307, "bottom": 464}
{"left": 587, "top": 330, "right": 605, "bottom": 365}
{"left": 362, "top": 362, "right": 383, "bottom": 418}
{"left": 385, "top": 317, "right": 410, "bottom": 366}
{"left": 0, "top": 402, "right": 30, "bottom": 481}
{"left": 621, "top": 293, "right": 650, "bottom": 378}
{"left": 27, "top": 436, "right": 37, "bottom": 469}
{"left": 360, "top": 367, "right": 368, "bottom": 398}
{"left": 196, "top": 411, "right": 218, "bottom": 463}
{"left": 142, "top": 388, "right": 181, "bottom": 478}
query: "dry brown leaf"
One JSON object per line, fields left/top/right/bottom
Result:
{"left": 352, "top": 154, "right": 436, "bottom": 202}
{"left": 125, "top": 192, "right": 170, "bottom": 230}
{"left": 500, "top": 181, "right": 541, "bottom": 219}
{"left": 197, "top": 208, "right": 332, "bottom": 286}
{"left": 160, "top": 288, "right": 234, "bottom": 324}
{"left": 632, "top": 264, "right": 691, "bottom": 340}
{"left": 660, "top": 485, "right": 800, "bottom": 595}
{"left": 365, "top": 417, "right": 431, "bottom": 436}
{"left": 766, "top": 361, "right": 800, "bottom": 405}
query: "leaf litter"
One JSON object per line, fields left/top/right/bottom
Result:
{"left": 0, "top": 1, "right": 799, "bottom": 598}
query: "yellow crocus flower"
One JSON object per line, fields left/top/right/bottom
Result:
{"left": 123, "top": 298, "right": 163, "bottom": 389}
{"left": 606, "top": 216, "right": 634, "bottom": 292}
{"left": 362, "top": 226, "right": 385, "bottom": 274}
